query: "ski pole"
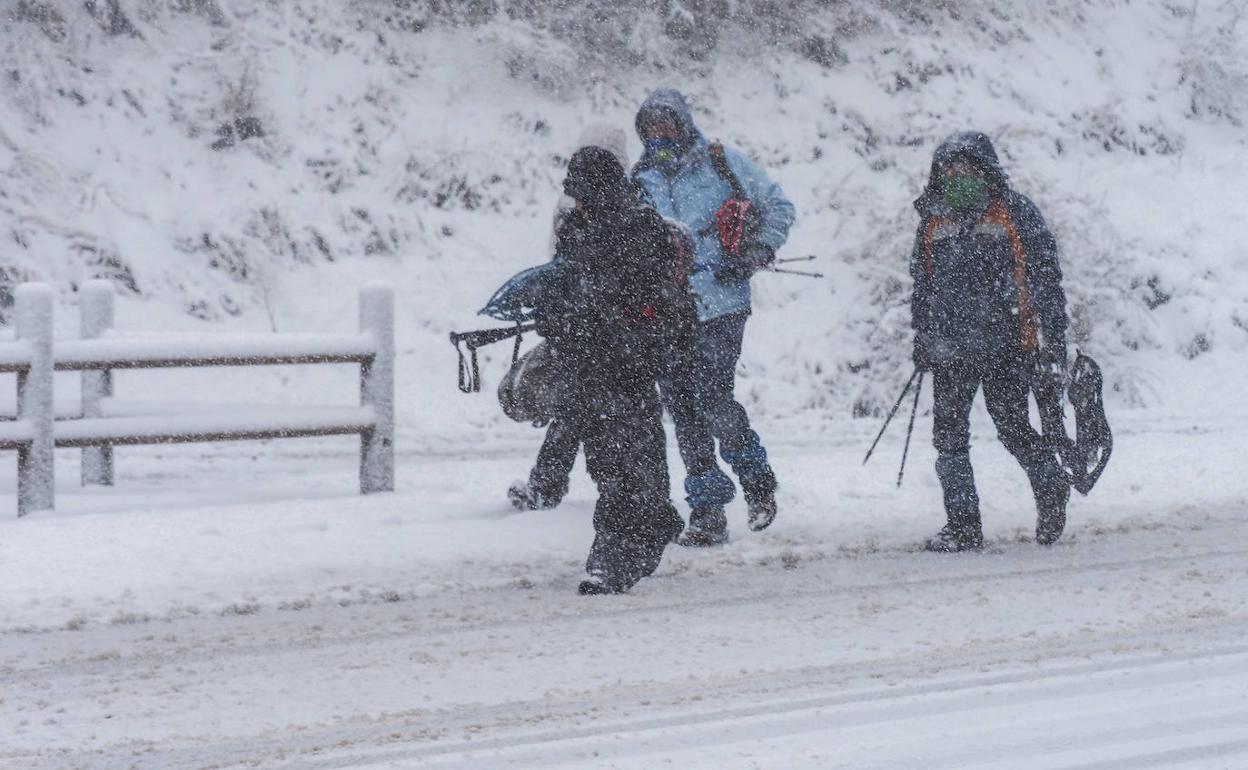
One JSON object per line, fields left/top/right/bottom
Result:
{"left": 863, "top": 368, "right": 920, "bottom": 466}
{"left": 897, "top": 371, "right": 924, "bottom": 487}
{"left": 768, "top": 267, "right": 825, "bottom": 279}
{"left": 775, "top": 255, "right": 818, "bottom": 264}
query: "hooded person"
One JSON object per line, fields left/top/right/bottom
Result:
{"left": 510, "top": 123, "right": 722, "bottom": 532}
{"left": 631, "top": 87, "right": 795, "bottom": 545}
{"left": 507, "top": 124, "right": 635, "bottom": 513}
{"left": 535, "top": 145, "right": 691, "bottom": 594}
{"left": 908, "top": 131, "right": 1070, "bottom": 552}
{"left": 549, "top": 124, "right": 631, "bottom": 252}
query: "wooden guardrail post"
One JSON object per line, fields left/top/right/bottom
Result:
{"left": 80, "top": 280, "right": 115, "bottom": 486}
{"left": 358, "top": 284, "right": 394, "bottom": 494}
{"left": 16, "top": 283, "right": 55, "bottom": 515}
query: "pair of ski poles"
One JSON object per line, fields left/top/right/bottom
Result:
{"left": 769, "top": 255, "right": 824, "bottom": 279}
{"left": 862, "top": 368, "right": 924, "bottom": 487}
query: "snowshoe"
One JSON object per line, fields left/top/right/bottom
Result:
{"left": 677, "top": 506, "right": 729, "bottom": 547}
{"left": 924, "top": 524, "right": 984, "bottom": 553}
{"left": 1065, "top": 352, "right": 1112, "bottom": 495}
{"left": 1033, "top": 351, "right": 1112, "bottom": 496}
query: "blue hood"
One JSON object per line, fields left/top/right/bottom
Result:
{"left": 635, "top": 88, "right": 706, "bottom": 169}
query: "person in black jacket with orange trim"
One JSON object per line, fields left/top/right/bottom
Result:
{"left": 909, "top": 132, "right": 1070, "bottom": 552}
{"left": 536, "top": 146, "right": 691, "bottom": 593}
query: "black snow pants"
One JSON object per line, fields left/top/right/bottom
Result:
{"left": 931, "top": 353, "right": 1068, "bottom": 536}
{"left": 526, "top": 418, "right": 580, "bottom": 502}
{"left": 527, "top": 337, "right": 722, "bottom": 509}
{"left": 572, "top": 383, "right": 684, "bottom": 591}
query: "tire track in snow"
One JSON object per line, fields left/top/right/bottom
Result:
{"left": 4, "top": 520, "right": 1247, "bottom": 768}
{"left": 136, "top": 639, "right": 1248, "bottom": 769}
{"left": 5, "top": 542, "right": 1245, "bottom": 684}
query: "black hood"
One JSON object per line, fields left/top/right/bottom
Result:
{"left": 916, "top": 131, "right": 1010, "bottom": 213}
{"left": 563, "top": 146, "right": 628, "bottom": 211}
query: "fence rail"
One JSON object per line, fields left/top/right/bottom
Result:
{"left": 53, "top": 334, "right": 378, "bottom": 370}
{"left": 0, "top": 281, "right": 395, "bottom": 516}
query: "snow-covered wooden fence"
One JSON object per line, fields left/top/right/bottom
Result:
{"left": 0, "top": 281, "right": 394, "bottom": 516}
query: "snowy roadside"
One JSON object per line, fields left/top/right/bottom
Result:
{"left": 1, "top": 408, "right": 1244, "bottom": 634}
{"left": 1, "top": 477, "right": 1245, "bottom": 769}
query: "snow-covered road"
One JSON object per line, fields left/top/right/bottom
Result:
{"left": 4, "top": 502, "right": 1247, "bottom": 768}
{"left": 3, "top": 409, "right": 1248, "bottom": 768}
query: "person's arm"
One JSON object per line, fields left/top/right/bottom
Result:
{"left": 724, "top": 147, "right": 795, "bottom": 252}
{"left": 909, "top": 220, "right": 932, "bottom": 370}
{"left": 1013, "top": 195, "right": 1068, "bottom": 354}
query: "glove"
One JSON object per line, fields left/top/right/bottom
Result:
{"left": 912, "top": 332, "right": 933, "bottom": 372}
{"left": 715, "top": 242, "right": 774, "bottom": 284}
{"left": 1039, "top": 333, "right": 1067, "bottom": 372}
{"left": 1032, "top": 335, "right": 1068, "bottom": 392}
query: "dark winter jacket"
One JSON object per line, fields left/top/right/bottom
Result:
{"left": 535, "top": 200, "right": 696, "bottom": 416}
{"left": 909, "top": 132, "right": 1068, "bottom": 365}
{"left": 632, "top": 88, "right": 795, "bottom": 322}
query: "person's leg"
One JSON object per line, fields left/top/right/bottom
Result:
{"left": 928, "top": 361, "right": 985, "bottom": 551}
{"left": 659, "top": 371, "right": 735, "bottom": 508}
{"left": 981, "top": 355, "right": 1069, "bottom": 545}
{"left": 659, "top": 369, "right": 732, "bottom": 546}
{"left": 580, "top": 386, "right": 683, "bottom": 594}
{"left": 528, "top": 419, "right": 578, "bottom": 499}
{"left": 694, "top": 312, "right": 777, "bottom": 530}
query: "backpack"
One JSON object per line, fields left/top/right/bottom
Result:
{"left": 497, "top": 341, "right": 566, "bottom": 424}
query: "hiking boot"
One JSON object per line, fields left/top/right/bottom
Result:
{"left": 742, "top": 472, "right": 778, "bottom": 532}
{"left": 924, "top": 524, "right": 984, "bottom": 553}
{"left": 677, "top": 505, "right": 729, "bottom": 547}
{"left": 577, "top": 570, "right": 634, "bottom": 596}
{"left": 745, "top": 490, "right": 777, "bottom": 532}
{"left": 1035, "top": 482, "right": 1070, "bottom": 546}
{"left": 507, "top": 480, "right": 562, "bottom": 511}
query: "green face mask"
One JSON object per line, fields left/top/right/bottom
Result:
{"left": 941, "top": 175, "right": 989, "bottom": 211}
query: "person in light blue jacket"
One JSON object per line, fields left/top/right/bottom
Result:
{"left": 632, "top": 87, "right": 795, "bottom": 545}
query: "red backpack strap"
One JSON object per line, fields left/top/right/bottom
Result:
{"left": 708, "top": 141, "right": 748, "bottom": 201}
{"left": 981, "top": 201, "right": 1039, "bottom": 353}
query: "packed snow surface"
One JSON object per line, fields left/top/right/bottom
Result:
{"left": 3, "top": 409, "right": 1248, "bottom": 767}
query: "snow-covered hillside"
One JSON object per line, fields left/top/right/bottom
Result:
{"left": 3, "top": 0, "right": 1247, "bottom": 439}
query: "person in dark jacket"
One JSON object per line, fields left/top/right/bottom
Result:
{"left": 509, "top": 126, "right": 719, "bottom": 522}
{"left": 536, "top": 145, "right": 690, "bottom": 594}
{"left": 909, "top": 131, "right": 1071, "bottom": 552}
{"left": 632, "top": 87, "right": 796, "bottom": 545}
{"left": 508, "top": 124, "right": 633, "bottom": 512}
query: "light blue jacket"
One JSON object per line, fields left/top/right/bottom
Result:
{"left": 632, "top": 88, "right": 795, "bottom": 322}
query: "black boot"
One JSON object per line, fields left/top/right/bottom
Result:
{"left": 1035, "top": 479, "right": 1070, "bottom": 546}
{"left": 578, "top": 571, "right": 630, "bottom": 595}
{"left": 677, "top": 505, "right": 729, "bottom": 547}
{"left": 742, "top": 470, "right": 778, "bottom": 532}
{"left": 507, "top": 480, "right": 563, "bottom": 511}
{"left": 924, "top": 523, "right": 984, "bottom": 553}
